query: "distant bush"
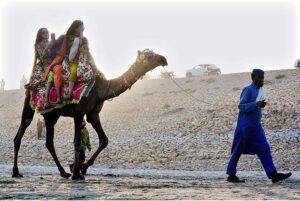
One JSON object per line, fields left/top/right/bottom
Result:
{"left": 264, "top": 80, "right": 273, "bottom": 85}
{"left": 275, "top": 74, "right": 285, "bottom": 79}
{"left": 163, "top": 103, "right": 171, "bottom": 109}
{"left": 200, "top": 78, "right": 216, "bottom": 83}
{"left": 185, "top": 79, "right": 194, "bottom": 83}
{"left": 142, "top": 92, "right": 155, "bottom": 96}
{"left": 169, "top": 90, "right": 181, "bottom": 94}
{"left": 184, "top": 89, "right": 197, "bottom": 93}
{"left": 169, "top": 89, "right": 196, "bottom": 94}
{"left": 232, "top": 87, "right": 240, "bottom": 91}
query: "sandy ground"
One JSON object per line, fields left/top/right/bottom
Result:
{"left": 0, "top": 166, "right": 299, "bottom": 199}
{"left": 0, "top": 69, "right": 299, "bottom": 171}
{"left": 0, "top": 69, "right": 299, "bottom": 199}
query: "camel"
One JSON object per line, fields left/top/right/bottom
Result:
{"left": 12, "top": 49, "right": 167, "bottom": 180}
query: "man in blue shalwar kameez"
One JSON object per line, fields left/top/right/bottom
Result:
{"left": 226, "top": 69, "right": 292, "bottom": 183}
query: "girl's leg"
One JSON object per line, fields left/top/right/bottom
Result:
{"left": 68, "top": 81, "right": 75, "bottom": 98}
{"left": 65, "top": 62, "right": 77, "bottom": 100}
{"left": 44, "top": 71, "right": 54, "bottom": 108}
{"left": 53, "top": 65, "right": 62, "bottom": 103}
{"left": 45, "top": 82, "right": 51, "bottom": 102}
{"left": 55, "top": 87, "right": 61, "bottom": 103}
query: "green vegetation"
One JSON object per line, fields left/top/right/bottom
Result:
{"left": 200, "top": 78, "right": 216, "bottom": 83}
{"left": 184, "top": 88, "right": 197, "bottom": 93}
{"left": 185, "top": 79, "right": 194, "bottom": 83}
{"left": 275, "top": 74, "right": 285, "bottom": 79}
{"left": 264, "top": 80, "right": 273, "bottom": 85}
{"left": 141, "top": 92, "right": 155, "bottom": 96}
{"left": 232, "top": 87, "right": 240, "bottom": 91}
{"left": 163, "top": 103, "right": 171, "bottom": 109}
{"left": 169, "top": 88, "right": 197, "bottom": 94}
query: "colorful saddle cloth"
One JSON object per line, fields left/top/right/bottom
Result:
{"left": 30, "top": 54, "right": 96, "bottom": 114}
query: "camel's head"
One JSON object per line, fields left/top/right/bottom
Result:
{"left": 134, "top": 49, "right": 168, "bottom": 75}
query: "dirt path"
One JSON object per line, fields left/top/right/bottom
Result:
{"left": 0, "top": 166, "right": 299, "bottom": 199}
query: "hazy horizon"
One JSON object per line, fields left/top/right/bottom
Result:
{"left": 0, "top": 0, "right": 299, "bottom": 89}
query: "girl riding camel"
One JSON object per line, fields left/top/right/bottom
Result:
{"left": 25, "top": 28, "right": 54, "bottom": 91}
{"left": 64, "top": 20, "right": 85, "bottom": 100}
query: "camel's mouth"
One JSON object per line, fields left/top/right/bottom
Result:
{"left": 159, "top": 56, "right": 168, "bottom": 67}
{"left": 137, "top": 49, "right": 168, "bottom": 71}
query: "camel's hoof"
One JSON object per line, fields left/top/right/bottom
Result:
{"left": 80, "top": 164, "right": 88, "bottom": 175}
{"left": 72, "top": 174, "right": 85, "bottom": 181}
{"left": 60, "top": 172, "right": 72, "bottom": 178}
{"left": 12, "top": 172, "right": 23, "bottom": 178}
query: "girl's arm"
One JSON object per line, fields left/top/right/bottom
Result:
{"left": 68, "top": 37, "right": 80, "bottom": 61}
{"left": 46, "top": 34, "right": 56, "bottom": 50}
{"left": 31, "top": 52, "right": 38, "bottom": 73}
{"left": 28, "top": 51, "right": 38, "bottom": 83}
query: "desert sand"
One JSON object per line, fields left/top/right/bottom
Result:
{"left": 0, "top": 68, "right": 299, "bottom": 199}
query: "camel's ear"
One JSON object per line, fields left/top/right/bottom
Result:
{"left": 138, "top": 50, "right": 141, "bottom": 55}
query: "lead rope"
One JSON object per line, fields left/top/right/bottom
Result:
{"left": 161, "top": 66, "right": 237, "bottom": 117}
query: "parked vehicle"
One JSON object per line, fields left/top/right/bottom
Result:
{"left": 186, "top": 64, "right": 221, "bottom": 77}
{"left": 294, "top": 58, "right": 300, "bottom": 68}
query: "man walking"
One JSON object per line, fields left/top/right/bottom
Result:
{"left": 226, "top": 69, "right": 291, "bottom": 183}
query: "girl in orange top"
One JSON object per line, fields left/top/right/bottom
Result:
{"left": 43, "top": 36, "right": 66, "bottom": 106}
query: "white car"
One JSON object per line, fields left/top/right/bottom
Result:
{"left": 186, "top": 64, "right": 221, "bottom": 77}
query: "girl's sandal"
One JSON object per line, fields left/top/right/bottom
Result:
{"left": 63, "top": 94, "right": 72, "bottom": 101}
{"left": 43, "top": 101, "right": 50, "bottom": 108}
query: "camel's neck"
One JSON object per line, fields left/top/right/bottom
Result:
{"left": 98, "top": 62, "right": 145, "bottom": 101}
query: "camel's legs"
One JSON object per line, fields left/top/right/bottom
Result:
{"left": 81, "top": 109, "right": 108, "bottom": 175}
{"left": 44, "top": 114, "right": 71, "bottom": 178}
{"left": 12, "top": 94, "right": 35, "bottom": 177}
{"left": 72, "top": 114, "right": 84, "bottom": 180}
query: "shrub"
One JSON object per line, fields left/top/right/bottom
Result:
{"left": 142, "top": 92, "right": 155, "bottom": 96}
{"left": 264, "top": 80, "right": 273, "bottom": 85}
{"left": 185, "top": 79, "right": 194, "bottom": 83}
{"left": 163, "top": 103, "right": 171, "bottom": 109}
{"left": 200, "top": 78, "right": 216, "bottom": 83}
{"left": 275, "top": 74, "right": 285, "bottom": 79}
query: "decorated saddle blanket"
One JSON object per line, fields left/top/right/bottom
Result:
{"left": 29, "top": 56, "right": 95, "bottom": 114}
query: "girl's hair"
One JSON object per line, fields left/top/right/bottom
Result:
{"left": 34, "top": 28, "right": 48, "bottom": 49}
{"left": 66, "top": 20, "right": 84, "bottom": 54}
{"left": 33, "top": 27, "right": 48, "bottom": 63}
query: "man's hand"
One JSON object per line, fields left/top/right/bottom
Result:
{"left": 257, "top": 100, "right": 267, "bottom": 108}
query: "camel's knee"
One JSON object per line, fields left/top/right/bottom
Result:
{"left": 24, "top": 118, "right": 33, "bottom": 127}
{"left": 45, "top": 141, "right": 52, "bottom": 151}
{"left": 13, "top": 134, "right": 20, "bottom": 144}
{"left": 101, "top": 137, "right": 108, "bottom": 149}
{"left": 13, "top": 137, "right": 21, "bottom": 145}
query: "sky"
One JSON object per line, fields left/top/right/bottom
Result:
{"left": 0, "top": 0, "right": 299, "bottom": 89}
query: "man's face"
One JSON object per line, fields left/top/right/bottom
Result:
{"left": 253, "top": 75, "right": 264, "bottom": 87}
